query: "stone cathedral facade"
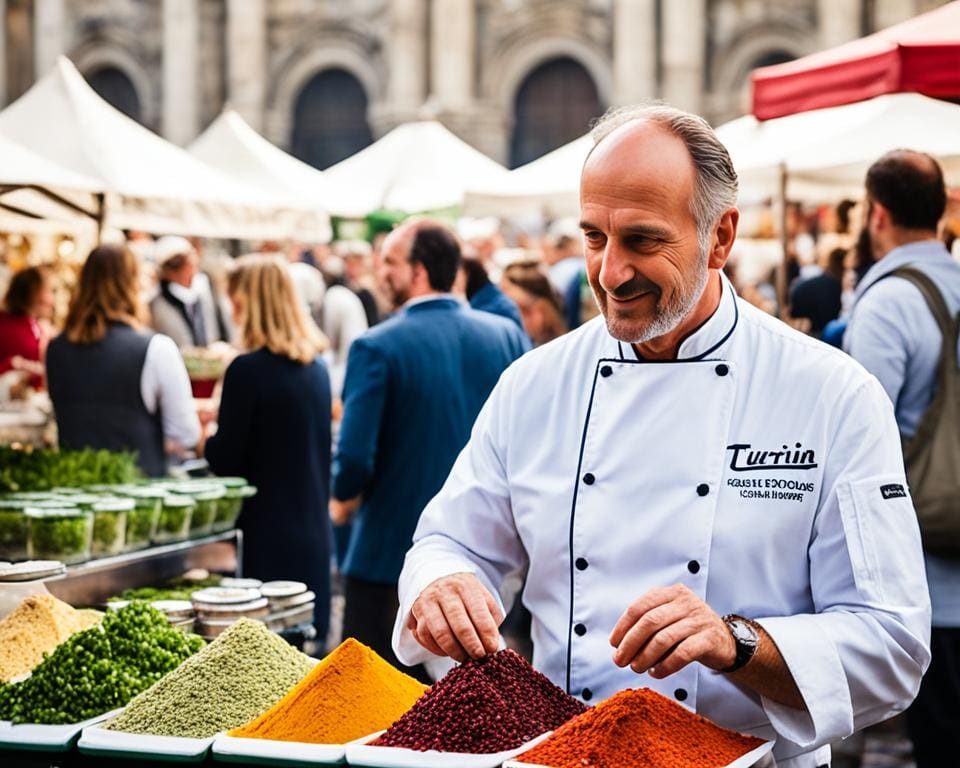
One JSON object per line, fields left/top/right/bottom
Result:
{"left": 1, "top": 0, "right": 945, "bottom": 170}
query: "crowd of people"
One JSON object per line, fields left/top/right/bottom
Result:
{"left": 0, "top": 104, "right": 957, "bottom": 767}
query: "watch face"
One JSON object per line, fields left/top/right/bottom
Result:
{"left": 729, "top": 619, "right": 758, "bottom": 645}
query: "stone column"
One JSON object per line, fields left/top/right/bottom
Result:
{"left": 33, "top": 0, "right": 66, "bottom": 79}
{"left": 386, "top": 0, "right": 426, "bottom": 119}
{"left": 874, "top": 0, "right": 917, "bottom": 31}
{"left": 661, "top": 0, "right": 706, "bottom": 114}
{"left": 818, "top": 0, "right": 861, "bottom": 48}
{"left": 613, "top": 0, "right": 657, "bottom": 105}
{"left": 430, "top": 0, "right": 474, "bottom": 109}
{"left": 163, "top": 0, "right": 199, "bottom": 145}
{"left": 226, "top": 0, "right": 266, "bottom": 132}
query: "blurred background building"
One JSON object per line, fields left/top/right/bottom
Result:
{"left": 1, "top": 0, "right": 949, "bottom": 170}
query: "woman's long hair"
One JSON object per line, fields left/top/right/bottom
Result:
{"left": 64, "top": 245, "right": 147, "bottom": 344}
{"left": 502, "top": 260, "right": 567, "bottom": 344}
{"left": 228, "top": 254, "right": 328, "bottom": 364}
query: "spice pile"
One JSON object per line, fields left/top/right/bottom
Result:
{"left": 374, "top": 649, "right": 586, "bottom": 753}
{"left": 231, "top": 637, "right": 427, "bottom": 744}
{"left": 0, "top": 602, "right": 203, "bottom": 724}
{"left": 104, "top": 617, "right": 313, "bottom": 738}
{"left": 516, "top": 688, "right": 766, "bottom": 768}
{"left": 0, "top": 595, "right": 102, "bottom": 682}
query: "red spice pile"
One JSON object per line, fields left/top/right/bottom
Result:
{"left": 372, "top": 649, "right": 587, "bottom": 753}
{"left": 516, "top": 688, "right": 766, "bottom": 768}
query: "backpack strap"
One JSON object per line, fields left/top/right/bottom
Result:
{"left": 890, "top": 267, "right": 959, "bottom": 370}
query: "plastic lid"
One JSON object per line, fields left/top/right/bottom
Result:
{"left": 25, "top": 507, "right": 89, "bottom": 519}
{"left": 118, "top": 486, "right": 168, "bottom": 499}
{"left": 93, "top": 498, "right": 136, "bottom": 513}
{"left": 193, "top": 487, "right": 226, "bottom": 501}
{"left": 0, "top": 499, "right": 27, "bottom": 510}
{"left": 6, "top": 492, "right": 58, "bottom": 501}
{"left": 237, "top": 485, "right": 257, "bottom": 498}
{"left": 210, "top": 477, "right": 248, "bottom": 489}
{"left": 23, "top": 499, "right": 79, "bottom": 510}
{"left": 162, "top": 495, "right": 195, "bottom": 508}
{"left": 169, "top": 483, "right": 226, "bottom": 498}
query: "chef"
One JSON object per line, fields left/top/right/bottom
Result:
{"left": 392, "top": 105, "right": 931, "bottom": 768}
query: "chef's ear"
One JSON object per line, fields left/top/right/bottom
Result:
{"left": 708, "top": 207, "right": 739, "bottom": 271}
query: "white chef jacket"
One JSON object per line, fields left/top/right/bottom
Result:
{"left": 394, "top": 275, "right": 931, "bottom": 768}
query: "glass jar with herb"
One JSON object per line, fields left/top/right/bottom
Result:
{"left": 0, "top": 499, "right": 29, "bottom": 562}
{"left": 90, "top": 498, "right": 132, "bottom": 557}
{"left": 117, "top": 487, "right": 165, "bottom": 551}
{"left": 153, "top": 495, "right": 195, "bottom": 544}
{"left": 169, "top": 484, "right": 225, "bottom": 538}
{"left": 26, "top": 507, "right": 94, "bottom": 564}
{"left": 210, "top": 478, "right": 254, "bottom": 532}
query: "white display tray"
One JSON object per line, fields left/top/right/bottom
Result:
{"left": 78, "top": 723, "right": 216, "bottom": 762}
{"left": 212, "top": 733, "right": 347, "bottom": 766}
{"left": 345, "top": 730, "right": 552, "bottom": 768}
{"left": 0, "top": 708, "right": 121, "bottom": 752}
{"left": 502, "top": 738, "right": 775, "bottom": 768}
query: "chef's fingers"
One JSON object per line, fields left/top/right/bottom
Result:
{"left": 418, "top": 599, "right": 470, "bottom": 662}
{"left": 609, "top": 585, "right": 681, "bottom": 647}
{"left": 439, "top": 592, "right": 488, "bottom": 659}
{"left": 413, "top": 620, "right": 448, "bottom": 658}
{"left": 458, "top": 585, "right": 502, "bottom": 655}
{"left": 483, "top": 588, "right": 506, "bottom": 627}
{"left": 612, "top": 600, "right": 691, "bottom": 667}
{"left": 648, "top": 632, "right": 713, "bottom": 678}
{"left": 626, "top": 617, "right": 700, "bottom": 674}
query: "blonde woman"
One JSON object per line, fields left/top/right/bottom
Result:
{"left": 204, "top": 254, "right": 332, "bottom": 646}
{"left": 46, "top": 244, "right": 199, "bottom": 476}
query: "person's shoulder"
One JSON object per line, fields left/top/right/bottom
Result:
{"left": 737, "top": 297, "right": 874, "bottom": 385}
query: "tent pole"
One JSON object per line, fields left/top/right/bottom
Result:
{"left": 95, "top": 193, "right": 105, "bottom": 244}
{"left": 777, "top": 163, "right": 789, "bottom": 318}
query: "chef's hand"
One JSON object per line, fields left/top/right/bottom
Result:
{"left": 407, "top": 572, "right": 504, "bottom": 663}
{"left": 610, "top": 584, "right": 736, "bottom": 678}
{"left": 330, "top": 496, "right": 361, "bottom": 525}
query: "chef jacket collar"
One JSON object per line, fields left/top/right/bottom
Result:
{"left": 613, "top": 271, "right": 739, "bottom": 362}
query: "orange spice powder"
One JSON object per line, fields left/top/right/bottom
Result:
{"left": 229, "top": 637, "right": 427, "bottom": 745}
{"left": 516, "top": 688, "right": 766, "bottom": 768}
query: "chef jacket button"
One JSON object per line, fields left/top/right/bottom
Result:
{"left": 687, "top": 560, "right": 700, "bottom": 574}
{"left": 600, "top": 365, "right": 613, "bottom": 378}
{"left": 583, "top": 472, "right": 596, "bottom": 485}
{"left": 581, "top": 688, "right": 593, "bottom": 701}
{"left": 697, "top": 483, "right": 709, "bottom": 496}
{"left": 575, "top": 557, "right": 589, "bottom": 571}
{"left": 674, "top": 688, "right": 688, "bottom": 702}
{"left": 574, "top": 623, "right": 587, "bottom": 636}
{"left": 715, "top": 364, "right": 729, "bottom": 377}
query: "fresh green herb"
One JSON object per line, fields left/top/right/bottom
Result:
{"left": 0, "top": 602, "right": 204, "bottom": 724}
{"left": 0, "top": 446, "right": 140, "bottom": 494}
{"left": 0, "top": 502, "right": 29, "bottom": 561}
{"left": 27, "top": 509, "right": 93, "bottom": 564}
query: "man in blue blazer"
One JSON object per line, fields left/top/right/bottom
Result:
{"left": 331, "top": 219, "right": 530, "bottom": 673}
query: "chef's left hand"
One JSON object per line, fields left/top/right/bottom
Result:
{"left": 609, "top": 584, "right": 736, "bottom": 678}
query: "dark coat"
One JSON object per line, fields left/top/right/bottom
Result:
{"left": 204, "top": 348, "right": 332, "bottom": 639}
{"left": 470, "top": 282, "right": 525, "bottom": 332}
{"left": 332, "top": 296, "right": 530, "bottom": 583}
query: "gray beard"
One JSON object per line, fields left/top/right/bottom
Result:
{"left": 602, "top": 251, "right": 710, "bottom": 345}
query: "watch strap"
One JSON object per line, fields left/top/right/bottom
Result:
{"left": 721, "top": 614, "right": 760, "bottom": 673}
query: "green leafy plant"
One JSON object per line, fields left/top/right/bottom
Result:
{"left": 0, "top": 446, "right": 140, "bottom": 493}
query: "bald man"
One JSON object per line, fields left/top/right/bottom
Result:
{"left": 394, "top": 107, "right": 930, "bottom": 768}
{"left": 330, "top": 219, "right": 529, "bottom": 674}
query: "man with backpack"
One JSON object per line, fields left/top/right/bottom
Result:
{"left": 845, "top": 149, "right": 960, "bottom": 768}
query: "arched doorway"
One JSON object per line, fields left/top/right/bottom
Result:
{"left": 751, "top": 50, "right": 797, "bottom": 70}
{"left": 510, "top": 57, "right": 602, "bottom": 169}
{"left": 291, "top": 68, "right": 373, "bottom": 170}
{"left": 87, "top": 66, "right": 142, "bottom": 123}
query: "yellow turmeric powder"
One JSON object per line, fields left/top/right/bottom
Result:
{"left": 229, "top": 637, "right": 427, "bottom": 744}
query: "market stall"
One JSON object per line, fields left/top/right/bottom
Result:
{"left": 751, "top": 0, "right": 960, "bottom": 120}
{"left": 322, "top": 120, "right": 510, "bottom": 217}
{"left": 463, "top": 135, "right": 592, "bottom": 218}
{"left": 0, "top": 58, "right": 318, "bottom": 240}
{"left": 187, "top": 110, "right": 333, "bottom": 243}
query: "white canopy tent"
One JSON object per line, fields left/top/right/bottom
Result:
{"left": 463, "top": 135, "right": 593, "bottom": 218}
{"left": 0, "top": 57, "right": 314, "bottom": 239}
{"left": 188, "top": 110, "right": 332, "bottom": 241}
{"left": 716, "top": 92, "right": 960, "bottom": 203}
{"left": 0, "top": 132, "right": 103, "bottom": 235}
{"left": 322, "top": 121, "right": 510, "bottom": 217}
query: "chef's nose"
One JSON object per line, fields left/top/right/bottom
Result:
{"left": 598, "top": 239, "right": 636, "bottom": 295}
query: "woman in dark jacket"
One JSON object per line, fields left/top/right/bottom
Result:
{"left": 204, "top": 254, "right": 332, "bottom": 645}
